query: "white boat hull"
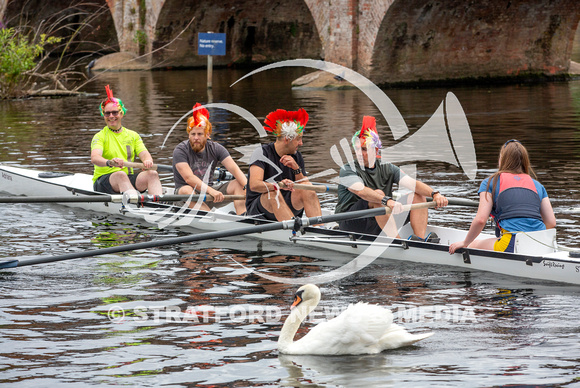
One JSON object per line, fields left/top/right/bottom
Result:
{"left": 1, "top": 164, "right": 580, "bottom": 285}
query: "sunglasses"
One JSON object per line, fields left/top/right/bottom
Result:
{"left": 104, "top": 110, "right": 120, "bottom": 117}
{"left": 504, "top": 139, "right": 520, "bottom": 147}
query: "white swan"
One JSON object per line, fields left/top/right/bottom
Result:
{"left": 278, "top": 284, "right": 433, "bottom": 355}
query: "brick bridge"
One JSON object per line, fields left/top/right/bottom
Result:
{"left": 3, "top": 0, "right": 580, "bottom": 84}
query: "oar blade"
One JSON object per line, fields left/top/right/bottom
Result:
{"left": 0, "top": 260, "right": 19, "bottom": 269}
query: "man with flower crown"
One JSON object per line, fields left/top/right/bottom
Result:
{"left": 90, "top": 85, "right": 162, "bottom": 195}
{"left": 173, "top": 103, "right": 248, "bottom": 215}
{"left": 335, "top": 116, "right": 448, "bottom": 241}
{"left": 246, "top": 108, "right": 322, "bottom": 221}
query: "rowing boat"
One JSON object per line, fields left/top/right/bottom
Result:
{"left": 1, "top": 164, "right": 579, "bottom": 285}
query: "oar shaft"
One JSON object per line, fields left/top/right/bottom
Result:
{"left": 6, "top": 219, "right": 298, "bottom": 268}
{"left": 393, "top": 192, "right": 479, "bottom": 207}
{"left": 0, "top": 194, "right": 245, "bottom": 204}
{"left": 159, "top": 194, "right": 246, "bottom": 203}
{"left": 2, "top": 203, "right": 435, "bottom": 268}
{"left": 0, "top": 190, "right": 476, "bottom": 207}
{"left": 123, "top": 161, "right": 173, "bottom": 172}
{"left": 280, "top": 182, "right": 338, "bottom": 193}
{"left": 443, "top": 197, "right": 479, "bottom": 207}
{"left": 280, "top": 182, "right": 479, "bottom": 205}
{"left": 0, "top": 195, "right": 113, "bottom": 203}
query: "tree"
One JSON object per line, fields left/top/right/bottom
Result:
{"left": 0, "top": 27, "right": 62, "bottom": 98}
{"left": 0, "top": 1, "right": 116, "bottom": 99}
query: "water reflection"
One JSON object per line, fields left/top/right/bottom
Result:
{"left": 279, "top": 353, "right": 410, "bottom": 388}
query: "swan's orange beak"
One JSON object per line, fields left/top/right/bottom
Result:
{"left": 291, "top": 294, "right": 302, "bottom": 309}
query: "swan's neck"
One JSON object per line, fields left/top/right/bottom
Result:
{"left": 278, "top": 300, "right": 318, "bottom": 350}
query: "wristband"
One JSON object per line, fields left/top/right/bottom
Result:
{"left": 430, "top": 191, "right": 440, "bottom": 198}
{"left": 292, "top": 167, "right": 302, "bottom": 175}
{"left": 106, "top": 160, "right": 111, "bottom": 167}
{"left": 381, "top": 196, "right": 392, "bottom": 206}
{"left": 273, "top": 184, "right": 278, "bottom": 191}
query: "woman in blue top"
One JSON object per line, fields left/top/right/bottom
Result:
{"left": 449, "top": 139, "right": 556, "bottom": 254}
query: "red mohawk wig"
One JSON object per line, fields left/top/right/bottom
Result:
{"left": 263, "top": 108, "right": 309, "bottom": 138}
{"left": 187, "top": 103, "right": 212, "bottom": 136}
{"left": 352, "top": 116, "right": 382, "bottom": 150}
{"left": 99, "top": 85, "right": 127, "bottom": 116}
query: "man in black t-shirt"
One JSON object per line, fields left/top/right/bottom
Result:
{"left": 246, "top": 108, "right": 321, "bottom": 221}
{"left": 336, "top": 116, "right": 448, "bottom": 240}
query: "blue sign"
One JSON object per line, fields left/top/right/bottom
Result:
{"left": 198, "top": 33, "right": 226, "bottom": 56}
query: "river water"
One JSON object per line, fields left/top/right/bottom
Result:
{"left": 1, "top": 66, "right": 580, "bottom": 387}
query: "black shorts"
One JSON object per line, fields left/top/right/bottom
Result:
{"left": 338, "top": 199, "right": 383, "bottom": 235}
{"left": 338, "top": 198, "right": 411, "bottom": 235}
{"left": 93, "top": 173, "right": 139, "bottom": 194}
{"left": 246, "top": 191, "right": 303, "bottom": 221}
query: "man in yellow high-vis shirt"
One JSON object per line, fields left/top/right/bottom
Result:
{"left": 90, "top": 85, "right": 162, "bottom": 195}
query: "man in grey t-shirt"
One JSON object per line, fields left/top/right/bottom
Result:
{"left": 173, "top": 103, "right": 247, "bottom": 214}
{"left": 336, "top": 116, "right": 448, "bottom": 240}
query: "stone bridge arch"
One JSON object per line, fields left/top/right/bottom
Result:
{"left": 368, "top": 0, "right": 580, "bottom": 85}
{"left": 150, "top": 0, "right": 322, "bottom": 69}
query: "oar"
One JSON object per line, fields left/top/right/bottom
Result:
{"left": 438, "top": 197, "right": 478, "bottom": 207}
{"left": 0, "top": 190, "right": 477, "bottom": 208}
{"left": 391, "top": 191, "right": 479, "bottom": 207}
{"left": 0, "top": 193, "right": 245, "bottom": 204}
{"left": 0, "top": 202, "right": 435, "bottom": 269}
{"left": 117, "top": 162, "right": 238, "bottom": 183}
{"left": 280, "top": 182, "right": 339, "bottom": 193}
{"left": 284, "top": 182, "right": 478, "bottom": 207}
{"left": 123, "top": 161, "right": 173, "bottom": 172}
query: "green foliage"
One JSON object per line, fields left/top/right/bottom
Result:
{"left": 289, "top": 23, "right": 297, "bottom": 38}
{"left": 133, "top": 30, "right": 147, "bottom": 47}
{"left": 0, "top": 28, "right": 61, "bottom": 98}
{"left": 133, "top": 30, "right": 147, "bottom": 55}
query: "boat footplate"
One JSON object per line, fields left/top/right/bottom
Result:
{"left": 569, "top": 250, "right": 580, "bottom": 258}
{"left": 348, "top": 234, "right": 357, "bottom": 248}
{"left": 462, "top": 250, "right": 471, "bottom": 264}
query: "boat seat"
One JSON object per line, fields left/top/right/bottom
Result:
{"left": 513, "top": 229, "right": 557, "bottom": 255}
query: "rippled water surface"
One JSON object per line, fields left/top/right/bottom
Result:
{"left": 2, "top": 68, "right": 580, "bottom": 386}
